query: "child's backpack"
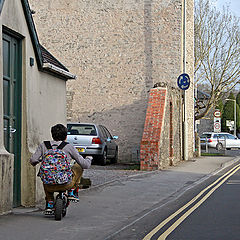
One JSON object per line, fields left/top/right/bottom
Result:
{"left": 38, "top": 141, "right": 72, "bottom": 185}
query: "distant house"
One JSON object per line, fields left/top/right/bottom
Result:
{"left": 195, "top": 89, "right": 213, "bottom": 135}
{"left": 0, "top": 0, "right": 75, "bottom": 214}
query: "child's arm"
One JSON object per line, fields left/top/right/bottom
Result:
{"left": 30, "top": 143, "right": 43, "bottom": 166}
{"left": 68, "top": 144, "right": 92, "bottom": 169}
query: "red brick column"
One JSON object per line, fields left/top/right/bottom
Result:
{"left": 140, "top": 88, "right": 167, "bottom": 170}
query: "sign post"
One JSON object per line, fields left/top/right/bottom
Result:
{"left": 177, "top": 73, "right": 190, "bottom": 161}
{"left": 213, "top": 110, "right": 221, "bottom": 133}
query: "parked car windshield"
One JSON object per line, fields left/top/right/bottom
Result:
{"left": 67, "top": 124, "right": 97, "bottom": 136}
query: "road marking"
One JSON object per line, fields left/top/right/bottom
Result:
{"left": 227, "top": 180, "right": 240, "bottom": 184}
{"left": 143, "top": 163, "right": 240, "bottom": 240}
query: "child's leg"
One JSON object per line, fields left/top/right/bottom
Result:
{"left": 67, "top": 164, "right": 83, "bottom": 201}
{"left": 43, "top": 184, "right": 55, "bottom": 202}
{"left": 43, "top": 184, "right": 55, "bottom": 214}
{"left": 71, "top": 163, "right": 83, "bottom": 189}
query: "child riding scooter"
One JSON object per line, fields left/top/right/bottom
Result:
{"left": 30, "top": 124, "right": 92, "bottom": 215}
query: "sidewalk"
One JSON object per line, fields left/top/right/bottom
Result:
{"left": 83, "top": 155, "right": 239, "bottom": 189}
{"left": 3, "top": 155, "right": 240, "bottom": 240}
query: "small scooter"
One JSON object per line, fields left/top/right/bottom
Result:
{"left": 44, "top": 191, "right": 70, "bottom": 221}
{"left": 47, "top": 190, "right": 79, "bottom": 220}
{"left": 54, "top": 191, "right": 69, "bottom": 221}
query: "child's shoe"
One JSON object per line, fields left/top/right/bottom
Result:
{"left": 67, "top": 189, "right": 79, "bottom": 202}
{"left": 44, "top": 200, "right": 54, "bottom": 215}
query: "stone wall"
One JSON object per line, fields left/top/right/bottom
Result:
{"left": 0, "top": 153, "right": 14, "bottom": 214}
{"left": 185, "top": 0, "right": 195, "bottom": 159}
{"left": 159, "top": 85, "right": 182, "bottom": 166}
{"left": 29, "top": 0, "right": 194, "bottom": 162}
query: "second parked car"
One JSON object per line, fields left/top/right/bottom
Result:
{"left": 200, "top": 132, "right": 240, "bottom": 150}
{"left": 67, "top": 123, "right": 118, "bottom": 165}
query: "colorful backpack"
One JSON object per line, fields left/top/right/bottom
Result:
{"left": 38, "top": 141, "right": 72, "bottom": 185}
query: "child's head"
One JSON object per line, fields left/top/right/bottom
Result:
{"left": 51, "top": 124, "right": 67, "bottom": 141}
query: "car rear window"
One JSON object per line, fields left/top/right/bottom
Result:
{"left": 67, "top": 124, "right": 97, "bottom": 136}
{"left": 201, "top": 134, "right": 211, "bottom": 138}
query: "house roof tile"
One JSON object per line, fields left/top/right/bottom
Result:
{"left": 40, "top": 45, "right": 68, "bottom": 72}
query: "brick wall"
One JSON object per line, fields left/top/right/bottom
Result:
{"left": 140, "top": 88, "right": 167, "bottom": 170}
{"left": 141, "top": 84, "right": 182, "bottom": 170}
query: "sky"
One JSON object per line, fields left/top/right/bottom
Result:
{"left": 212, "top": 0, "right": 240, "bottom": 17}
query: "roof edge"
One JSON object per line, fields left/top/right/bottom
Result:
{"left": 43, "top": 63, "right": 76, "bottom": 80}
{"left": 21, "top": 0, "right": 43, "bottom": 67}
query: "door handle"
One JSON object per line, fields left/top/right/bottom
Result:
{"left": 3, "top": 127, "right": 16, "bottom": 133}
{"left": 10, "top": 126, "right": 16, "bottom": 133}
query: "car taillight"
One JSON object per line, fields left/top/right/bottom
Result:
{"left": 92, "top": 138, "right": 102, "bottom": 144}
{"left": 208, "top": 139, "right": 212, "bottom": 143}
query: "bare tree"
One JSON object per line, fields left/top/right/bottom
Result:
{"left": 195, "top": 0, "right": 240, "bottom": 120}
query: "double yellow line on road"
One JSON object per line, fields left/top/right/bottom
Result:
{"left": 143, "top": 163, "right": 240, "bottom": 240}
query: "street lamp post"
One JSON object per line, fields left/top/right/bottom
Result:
{"left": 183, "top": 0, "right": 188, "bottom": 161}
{"left": 226, "top": 99, "right": 236, "bottom": 136}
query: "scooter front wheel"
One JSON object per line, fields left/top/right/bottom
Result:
{"left": 62, "top": 197, "right": 68, "bottom": 217}
{"left": 55, "top": 198, "right": 63, "bottom": 221}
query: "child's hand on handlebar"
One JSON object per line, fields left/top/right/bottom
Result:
{"left": 85, "top": 156, "right": 93, "bottom": 161}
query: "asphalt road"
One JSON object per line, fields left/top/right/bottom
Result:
{"left": 167, "top": 164, "right": 240, "bottom": 240}
{"left": 109, "top": 162, "right": 240, "bottom": 240}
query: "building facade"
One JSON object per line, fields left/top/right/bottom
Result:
{"left": 29, "top": 0, "right": 195, "bottom": 163}
{"left": 0, "top": 0, "right": 75, "bottom": 214}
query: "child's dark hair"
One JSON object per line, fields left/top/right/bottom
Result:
{"left": 51, "top": 124, "right": 67, "bottom": 141}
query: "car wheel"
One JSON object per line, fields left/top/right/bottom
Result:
{"left": 99, "top": 149, "right": 107, "bottom": 166}
{"left": 111, "top": 148, "right": 118, "bottom": 164}
{"left": 216, "top": 143, "right": 223, "bottom": 150}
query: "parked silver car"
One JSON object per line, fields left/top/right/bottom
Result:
{"left": 67, "top": 123, "right": 118, "bottom": 165}
{"left": 200, "top": 132, "right": 240, "bottom": 150}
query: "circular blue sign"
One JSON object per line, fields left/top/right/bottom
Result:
{"left": 177, "top": 73, "right": 190, "bottom": 90}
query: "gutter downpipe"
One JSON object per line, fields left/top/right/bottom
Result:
{"left": 183, "top": 0, "right": 188, "bottom": 161}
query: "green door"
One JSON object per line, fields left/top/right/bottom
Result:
{"left": 3, "top": 33, "right": 22, "bottom": 207}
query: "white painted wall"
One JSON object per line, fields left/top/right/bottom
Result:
{"left": 0, "top": 0, "right": 68, "bottom": 213}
